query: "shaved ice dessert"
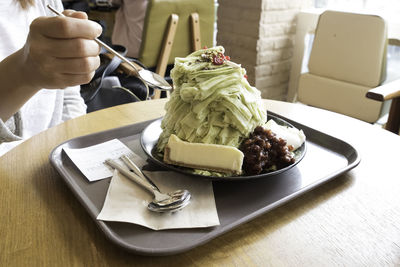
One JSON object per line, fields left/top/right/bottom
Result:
{"left": 154, "top": 46, "right": 305, "bottom": 176}
{"left": 156, "top": 46, "right": 266, "bottom": 155}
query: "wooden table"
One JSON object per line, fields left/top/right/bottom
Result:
{"left": 1, "top": 99, "right": 399, "bottom": 266}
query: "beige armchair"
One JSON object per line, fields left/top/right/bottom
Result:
{"left": 290, "top": 10, "right": 398, "bottom": 125}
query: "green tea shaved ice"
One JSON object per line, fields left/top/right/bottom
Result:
{"left": 156, "top": 46, "right": 266, "bottom": 153}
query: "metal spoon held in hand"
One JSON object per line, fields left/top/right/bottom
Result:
{"left": 47, "top": 4, "right": 172, "bottom": 92}
{"left": 105, "top": 158, "right": 191, "bottom": 213}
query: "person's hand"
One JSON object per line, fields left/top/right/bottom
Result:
{"left": 21, "top": 10, "right": 102, "bottom": 90}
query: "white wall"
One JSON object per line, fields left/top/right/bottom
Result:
{"left": 217, "top": 0, "right": 312, "bottom": 100}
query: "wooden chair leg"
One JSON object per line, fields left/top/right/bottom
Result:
{"left": 153, "top": 14, "right": 179, "bottom": 99}
{"left": 190, "top": 12, "right": 201, "bottom": 51}
{"left": 385, "top": 97, "right": 400, "bottom": 134}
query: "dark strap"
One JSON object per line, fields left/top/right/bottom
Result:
{"left": 83, "top": 45, "right": 127, "bottom": 104}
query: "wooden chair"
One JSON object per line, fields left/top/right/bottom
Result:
{"left": 366, "top": 58, "right": 400, "bottom": 134}
{"left": 117, "top": 0, "right": 215, "bottom": 99}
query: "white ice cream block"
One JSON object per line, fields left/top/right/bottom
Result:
{"left": 264, "top": 119, "right": 306, "bottom": 150}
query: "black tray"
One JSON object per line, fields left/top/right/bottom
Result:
{"left": 49, "top": 112, "right": 360, "bottom": 256}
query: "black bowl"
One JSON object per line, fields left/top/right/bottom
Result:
{"left": 140, "top": 114, "right": 306, "bottom": 181}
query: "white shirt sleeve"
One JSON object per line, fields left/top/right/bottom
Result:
{"left": 0, "top": 112, "right": 23, "bottom": 157}
{"left": 62, "top": 85, "right": 87, "bottom": 122}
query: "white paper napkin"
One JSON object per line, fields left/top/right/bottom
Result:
{"left": 63, "top": 139, "right": 134, "bottom": 181}
{"left": 97, "top": 163, "right": 220, "bottom": 230}
{"left": 62, "top": 138, "right": 219, "bottom": 230}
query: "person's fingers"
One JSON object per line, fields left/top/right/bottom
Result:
{"left": 30, "top": 16, "right": 102, "bottom": 39}
{"left": 37, "top": 37, "right": 101, "bottom": 58}
{"left": 60, "top": 71, "right": 97, "bottom": 86}
{"left": 47, "top": 72, "right": 96, "bottom": 89}
{"left": 63, "top": 9, "right": 88, "bottom": 19}
{"left": 22, "top": 14, "right": 102, "bottom": 89}
{"left": 50, "top": 56, "right": 101, "bottom": 74}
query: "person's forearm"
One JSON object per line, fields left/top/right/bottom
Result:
{"left": 0, "top": 12, "right": 101, "bottom": 122}
{"left": 0, "top": 48, "right": 40, "bottom": 122}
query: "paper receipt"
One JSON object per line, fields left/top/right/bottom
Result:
{"left": 63, "top": 139, "right": 134, "bottom": 182}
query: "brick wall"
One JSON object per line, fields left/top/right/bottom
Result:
{"left": 217, "top": 0, "right": 312, "bottom": 100}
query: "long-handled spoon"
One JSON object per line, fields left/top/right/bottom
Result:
{"left": 105, "top": 159, "right": 191, "bottom": 213}
{"left": 120, "top": 155, "right": 191, "bottom": 205}
{"left": 47, "top": 4, "right": 172, "bottom": 92}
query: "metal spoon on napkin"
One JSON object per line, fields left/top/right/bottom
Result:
{"left": 105, "top": 158, "right": 191, "bottom": 213}
{"left": 47, "top": 4, "right": 172, "bottom": 92}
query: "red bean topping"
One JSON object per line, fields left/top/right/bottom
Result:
{"left": 239, "top": 126, "right": 296, "bottom": 175}
{"left": 212, "top": 53, "right": 225, "bottom": 65}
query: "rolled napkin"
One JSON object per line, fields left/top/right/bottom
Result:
{"left": 97, "top": 158, "right": 220, "bottom": 230}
